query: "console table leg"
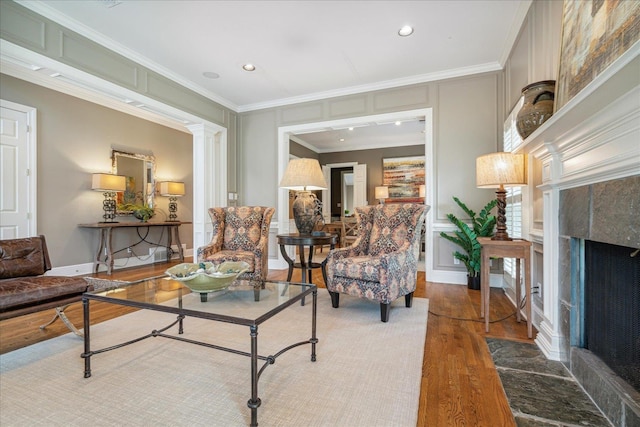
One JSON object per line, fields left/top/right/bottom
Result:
{"left": 515, "top": 258, "right": 522, "bottom": 323}
{"left": 524, "top": 254, "right": 532, "bottom": 338}
{"left": 174, "top": 226, "right": 184, "bottom": 261}
{"left": 105, "top": 228, "right": 114, "bottom": 275}
{"left": 94, "top": 229, "right": 105, "bottom": 274}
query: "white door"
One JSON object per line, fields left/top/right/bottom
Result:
{"left": 353, "top": 164, "right": 367, "bottom": 208}
{"left": 0, "top": 102, "right": 36, "bottom": 239}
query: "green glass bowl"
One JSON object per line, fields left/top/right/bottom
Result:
{"left": 165, "top": 261, "right": 250, "bottom": 293}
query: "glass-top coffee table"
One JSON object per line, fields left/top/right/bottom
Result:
{"left": 81, "top": 277, "right": 317, "bottom": 427}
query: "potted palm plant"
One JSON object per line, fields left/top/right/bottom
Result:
{"left": 440, "top": 197, "right": 497, "bottom": 290}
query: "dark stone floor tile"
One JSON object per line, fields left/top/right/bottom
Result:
{"left": 515, "top": 415, "right": 562, "bottom": 426}
{"left": 498, "top": 369, "right": 610, "bottom": 427}
{"left": 487, "top": 338, "right": 570, "bottom": 378}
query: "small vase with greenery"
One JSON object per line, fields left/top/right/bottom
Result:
{"left": 119, "top": 203, "right": 155, "bottom": 222}
{"left": 440, "top": 197, "right": 497, "bottom": 290}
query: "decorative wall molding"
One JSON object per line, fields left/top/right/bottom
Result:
{"left": 519, "top": 44, "right": 639, "bottom": 361}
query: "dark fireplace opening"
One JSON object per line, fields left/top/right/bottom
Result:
{"left": 584, "top": 240, "right": 640, "bottom": 392}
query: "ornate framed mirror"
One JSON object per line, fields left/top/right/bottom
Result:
{"left": 111, "top": 149, "right": 156, "bottom": 212}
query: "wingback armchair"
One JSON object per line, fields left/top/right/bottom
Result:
{"left": 197, "top": 206, "right": 275, "bottom": 284}
{"left": 325, "top": 203, "right": 429, "bottom": 322}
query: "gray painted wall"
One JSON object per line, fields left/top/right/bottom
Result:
{"left": 0, "top": 0, "right": 562, "bottom": 281}
{"left": 0, "top": 74, "right": 193, "bottom": 267}
{"left": 238, "top": 72, "right": 502, "bottom": 275}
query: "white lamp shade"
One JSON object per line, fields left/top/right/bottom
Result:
{"left": 374, "top": 186, "right": 389, "bottom": 199}
{"left": 159, "top": 181, "right": 185, "bottom": 196}
{"left": 476, "top": 152, "right": 527, "bottom": 188}
{"left": 92, "top": 173, "right": 126, "bottom": 191}
{"left": 279, "top": 158, "right": 327, "bottom": 190}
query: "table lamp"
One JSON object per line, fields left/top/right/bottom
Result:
{"left": 92, "top": 173, "right": 126, "bottom": 223}
{"left": 279, "top": 158, "right": 327, "bottom": 235}
{"left": 419, "top": 184, "right": 426, "bottom": 198}
{"left": 159, "top": 181, "right": 186, "bottom": 221}
{"left": 476, "top": 152, "right": 526, "bottom": 241}
{"left": 375, "top": 186, "right": 389, "bottom": 204}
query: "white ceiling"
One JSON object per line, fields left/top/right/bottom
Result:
{"left": 17, "top": 0, "right": 530, "bottom": 151}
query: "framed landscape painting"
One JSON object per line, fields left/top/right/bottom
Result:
{"left": 555, "top": 0, "right": 640, "bottom": 112}
{"left": 382, "top": 156, "right": 425, "bottom": 199}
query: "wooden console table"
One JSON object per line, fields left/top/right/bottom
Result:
{"left": 79, "top": 221, "right": 191, "bottom": 275}
{"left": 478, "top": 237, "right": 533, "bottom": 338}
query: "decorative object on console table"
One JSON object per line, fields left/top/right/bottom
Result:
{"left": 91, "top": 173, "right": 126, "bottom": 223}
{"left": 476, "top": 152, "right": 526, "bottom": 241}
{"left": 279, "top": 158, "right": 327, "bottom": 235}
{"left": 159, "top": 181, "right": 185, "bottom": 221}
{"left": 516, "top": 80, "right": 555, "bottom": 139}
{"left": 374, "top": 186, "right": 389, "bottom": 204}
{"left": 119, "top": 203, "right": 155, "bottom": 222}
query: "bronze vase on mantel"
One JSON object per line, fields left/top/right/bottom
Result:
{"left": 516, "top": 80, "right": 556, "bottom": 139}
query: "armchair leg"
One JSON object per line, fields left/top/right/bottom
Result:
{"left": 329, "top": 291, "right": 340, "bottom": 308}
{"left": 405, "top": 292, "right": 414, "bottom": 308}
{"left": 380, "top": 303, "right": 390, "bottom": 322}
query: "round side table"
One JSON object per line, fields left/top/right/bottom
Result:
{"left": 276, "top": 233, "right": 338, "bottom": 284}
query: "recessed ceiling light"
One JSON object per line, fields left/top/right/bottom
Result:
{"left": 398, "top": 25, "right": 414, "bottom": 37}
{"left": 202, "top": 71, "right": 220, "bottom": 79}
{"left": 348, "top": 127, "right": 354, "bottom": 131}
{"left": 242, "top": 64, "right": 256, "bottom": 72}
{"left": 339, "top": 138, "right": 345, "bottom": 142}
{"left": 395, "top": 121, "right": 402, "bottom": 126}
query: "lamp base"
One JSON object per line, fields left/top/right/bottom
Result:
{"left": 491, "top": 233, "right": 513, "bottom": 241}
{"left": 292, "top": 191, "right": 323, "bottom": 235}
{"left": 492, "top": 186, "right": 512, "bottom": 241}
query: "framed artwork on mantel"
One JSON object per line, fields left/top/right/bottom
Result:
{"left": 382, "top": 156, "right": 425, "bottom": 199}
{"left": 555, "top": 0, "right": 640, "bottom": 112}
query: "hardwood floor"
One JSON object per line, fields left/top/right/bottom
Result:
{"left": 0, "top": 258, "right": 534, "bottom": 426}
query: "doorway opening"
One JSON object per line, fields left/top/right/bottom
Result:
{"left": 276, "top": 108, "right": 433, "bottom": 270}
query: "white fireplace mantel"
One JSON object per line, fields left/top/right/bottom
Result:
{"left": 518, "top": 42, "right": 639, "bottom": 360}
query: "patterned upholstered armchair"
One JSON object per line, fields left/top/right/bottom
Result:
{"left": 197, "top": 206, "right": 275, "bottom": 284}
{"left": 325, "top": 203, "right": 429, "bottom": 322}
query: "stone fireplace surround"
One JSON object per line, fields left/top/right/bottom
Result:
{"left": 559, "top": 177, "right": 639, "bottom": 426}
{"left": 523, "top": 45, "right": 639, "bottom": 426}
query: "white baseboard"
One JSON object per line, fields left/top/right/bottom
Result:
{"left": 428, "top": 270, "right": 506, "bottom": 287}
{"left": 49, "top": 245, "right": 191, "bottom": 276}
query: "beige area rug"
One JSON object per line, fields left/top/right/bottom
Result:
{"left": 1, "top": 290, "right": 428, "bottom": 427}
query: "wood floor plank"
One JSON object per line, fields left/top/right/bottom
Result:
{"left": 0, "top": 258, "right": 534, "bottom": 426}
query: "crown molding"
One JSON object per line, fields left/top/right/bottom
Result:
{"left": 1, "top": 40, "right": 206, "bottom": 133}
{"left": 498, "top": 0, "right": 533, "bottom": 67}
{"left": 237, "top": 62, "right": 503, "bottom": 112}
{"left": 16, "top": 0, "right": 239, "bottom": 112}
{"left": 14, "top": 0, "right": 513, "bottom": 114}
